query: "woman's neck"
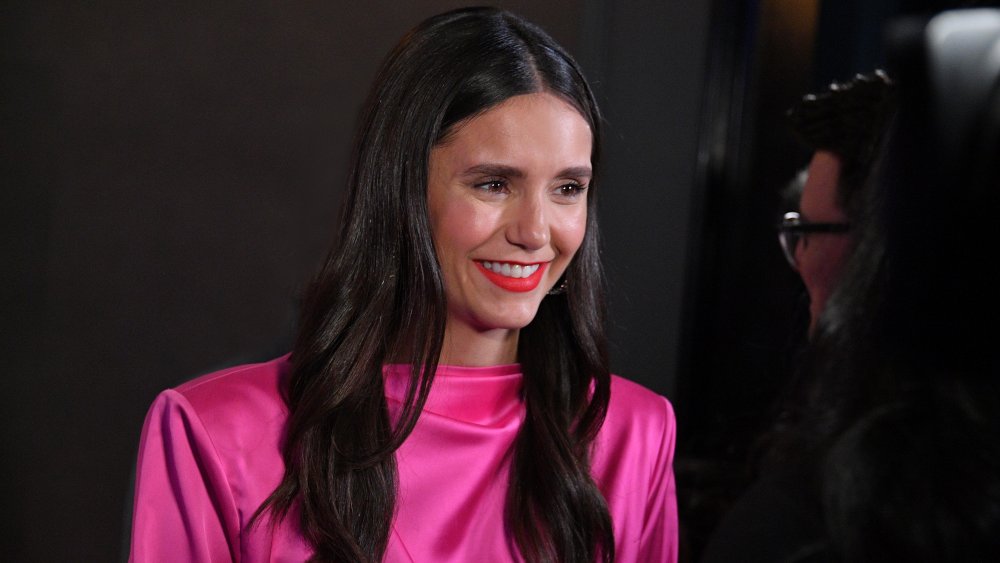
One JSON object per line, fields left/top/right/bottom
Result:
{"left": 438, "top": 325, "right": 519, "bottom": 366}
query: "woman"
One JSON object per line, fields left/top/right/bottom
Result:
{"left": 129, "top": 7, "right": 677, "bottom": 563}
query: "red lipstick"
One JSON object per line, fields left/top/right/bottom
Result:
{"left": 475, "top": 261, "right": 547, "bottom": 292}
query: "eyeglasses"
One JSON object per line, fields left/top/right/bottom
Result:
{"left": 777, "top": 211, "right": 850, "bottom": 269}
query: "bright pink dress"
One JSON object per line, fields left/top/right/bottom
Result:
{"left": 130, "top": 356, "right": 677, "bottom": 562}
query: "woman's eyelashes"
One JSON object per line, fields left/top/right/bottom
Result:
{"left": 473, "top": 178, "right": 509, "bottom": 195}
{"left": 470, "top": 178, "right": 588, "bottom": 202}
{"left": 555, "top": 182, "right": 587, "bottom": 201}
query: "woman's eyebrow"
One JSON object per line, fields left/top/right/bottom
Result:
{"left": 558, "top": 166, "right": 593, "bottom": 180}
{"left": 461, "top": 164, "right": 524, "bottom": 178}
{"left": 460, "top": 164, "right": 593, "bottom": 179}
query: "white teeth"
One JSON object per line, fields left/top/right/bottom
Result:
{"left": 481, "top": 261, "right": 540, "bottom": 278}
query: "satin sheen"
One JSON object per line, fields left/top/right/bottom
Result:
{"left": 130, "top": 356, "right": 678, "bottom": 562}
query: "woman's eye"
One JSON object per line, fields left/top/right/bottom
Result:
{"left": 474, "top": 179, "right": 508, "bottom": 194}
{"left": 556, "top": 183, "right": 588, "bottom": 199}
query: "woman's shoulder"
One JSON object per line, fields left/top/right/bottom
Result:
{"left": 133, "top": 355, "right": 299, "bottom": 556}
{"left": 593, "top": 375, "right": 678, "bottom": 559}
{"left": 176, "top": 353, "right": 288, "bottom": 403}
{"left": 153, "top": 354, "right": 292, "bottom": 438}
{"left": 606, "top": 374, "right": 675, "bottom": 428}
{"left": 598, "top": 375, "right": 676, "bottom": 458}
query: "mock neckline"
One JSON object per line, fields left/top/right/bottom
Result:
{"left": 383, "top": 364, "right": 524, "bottom": 425}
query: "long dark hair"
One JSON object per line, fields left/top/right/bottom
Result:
{"left": 254, "top": 7, "right": 613, "bottom": 562}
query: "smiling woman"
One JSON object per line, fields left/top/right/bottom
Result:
{"left": 128, "top": 7, "right": 678, "bottom": 563}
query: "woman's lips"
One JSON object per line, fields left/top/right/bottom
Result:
{"left": 475, "top": 261, "right": 548, "bottom": 292}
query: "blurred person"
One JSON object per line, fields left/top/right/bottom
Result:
{"left": 704, "top": 7, "right": 1000, "bottom": 562}
{"left": 807, "top": 8, "right": 1000, "bottom": 560}
{"left": 778, "top": 71, "right": 895, "bottom": 333}
{"left": 128, "top": 7, "right": 678, "bottom": 563}
{"left": 695, "top": 71, "right": 896, "bottom": 562}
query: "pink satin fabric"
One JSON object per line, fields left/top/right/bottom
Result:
{"left": 130, "top": 356, "right": 677, "bottom": 562}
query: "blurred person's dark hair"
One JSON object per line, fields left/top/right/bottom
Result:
{"left": 786, "top": 71, "right": 896, "bottom": 219}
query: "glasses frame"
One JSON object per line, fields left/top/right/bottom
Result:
{"left": 777, "top": 211, "right": 850, "bottom": 269}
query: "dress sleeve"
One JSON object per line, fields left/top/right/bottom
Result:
{"left": 638, "top": 397, "right": 679, "bottom": 563}
{"left": 129, "top": 389, "right": 241, "bottom": 562}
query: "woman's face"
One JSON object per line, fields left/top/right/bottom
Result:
{"left": 427, "top": 92, "right": 592, "bottom": 363}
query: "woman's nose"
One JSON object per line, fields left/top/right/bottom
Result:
{"left": 505, "top": 195, "right": 550, "bottom": 250}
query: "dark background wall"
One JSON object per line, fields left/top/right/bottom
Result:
{"left": 2, "top": 1, "right": 713, "bottom": 560}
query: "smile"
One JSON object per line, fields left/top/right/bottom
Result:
{"left": 480, "top": 261, "right": 540, "bottom": 278}
{"left": 475, "top": 261, "right": 547, "bottom": 292}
